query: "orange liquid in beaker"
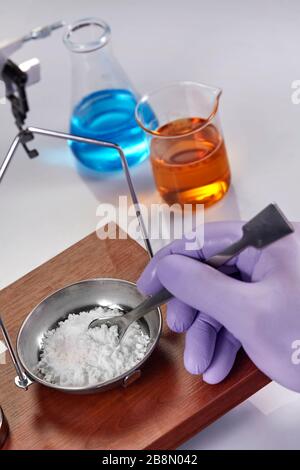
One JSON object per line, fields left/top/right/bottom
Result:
{"left": 150, "top": 117, "right": 231, "bottom": 206}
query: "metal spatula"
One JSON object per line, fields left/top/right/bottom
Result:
{"left": 89, "top": 203, "right": 294, "bottom": 341}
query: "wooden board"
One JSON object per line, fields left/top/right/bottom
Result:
{"left": 0, "top": 228, "right": 270, "bottom": 450}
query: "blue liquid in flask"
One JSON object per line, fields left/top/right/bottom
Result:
{"left": 70, "top": 89, "right": 151, "bottom": 172}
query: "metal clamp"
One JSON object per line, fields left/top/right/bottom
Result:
{"left": 0, "top": 20, "right": 66, "bottom": 159}
{"left": 1, "top": 62, "right": 38, "bottom": 158}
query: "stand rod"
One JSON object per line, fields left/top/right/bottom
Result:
{"left": 0, "top": 134, "right": 21, "bottom": 183}
{"left": 29, "top": 126, "right": 153, "bottom": 258}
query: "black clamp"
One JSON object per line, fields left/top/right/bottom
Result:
{"left": 1, "top": 60, "right": 38, "bottom": 158}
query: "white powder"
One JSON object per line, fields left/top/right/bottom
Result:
{"left": 36, "top": 306, "right": 150, "bottom": 387}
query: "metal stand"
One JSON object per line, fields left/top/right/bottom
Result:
{"left": 0, "top": 126, "right": 154, "bottom": 394}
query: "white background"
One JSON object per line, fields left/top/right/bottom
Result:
{"left": 1, "top": 0, "right": 300, "bottom": 449}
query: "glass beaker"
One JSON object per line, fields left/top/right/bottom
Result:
{"left": 63, "top": 18, "right": 151, "bottom": 172}
{"left": 135, "top": 81, "right": 231, "bottom": 206}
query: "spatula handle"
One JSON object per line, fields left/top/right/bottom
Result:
{"left": 147, "top": 235, "right": 249, "bottom": 309}
{"left": 125, "top": 288, "right": 173, "bottom": 323}
{"left": 205, "top": 236, "right": 248, "bottom": 268}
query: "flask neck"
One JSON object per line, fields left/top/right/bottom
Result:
{"left": 64, "top": 18, "right": 135, "bottom": 106}
{"left": 63, "top": 17, "right": 111, "bottom": 53}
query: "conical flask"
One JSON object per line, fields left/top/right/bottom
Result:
{"left": 64, "top": 18, "right": 151, "bottom": 172}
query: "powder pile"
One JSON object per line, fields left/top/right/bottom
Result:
{"left": 36, "top": 306, "right": 150, "bottom": 387}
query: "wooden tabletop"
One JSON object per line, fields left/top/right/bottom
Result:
{"left": 0, "top": 229, "right": 270, "bottom": 450}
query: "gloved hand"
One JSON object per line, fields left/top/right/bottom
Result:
{"left": 137, "top": 222, "right": 300, "bottom": 392}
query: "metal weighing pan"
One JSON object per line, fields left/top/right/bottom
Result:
{"left": 15, "top": 278, "right": 161, "bottom": 393}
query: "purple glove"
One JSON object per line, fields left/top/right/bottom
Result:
{"left": 137, "top": 222, "right": 300, "bottom": 392}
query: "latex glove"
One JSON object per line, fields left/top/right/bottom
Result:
{"left": 137, "top": 222, "right": 300, "bottom": 392}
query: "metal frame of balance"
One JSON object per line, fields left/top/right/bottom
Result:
{"left": 0, "top": 125, "right": 163, "bottom": 447}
